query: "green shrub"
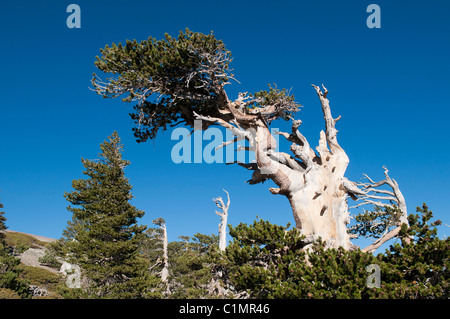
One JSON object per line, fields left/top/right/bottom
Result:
{"left": 0, "top": 254, "right": 30, "bottom": 298}
{"left": 218, "top": 205, "right": 449, "bottom": 299}
{"left": 38, "top": 254, "right": 62, "bottom": 269}
{"left": 19, "top": 265, "right": 62, "bottom": 292}
{"left": 15, "top": 241, "right": 30, "bottom": 254}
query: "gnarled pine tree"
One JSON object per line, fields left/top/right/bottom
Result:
{"left": 92, "top": 29, "right": 406, "bottom": 250}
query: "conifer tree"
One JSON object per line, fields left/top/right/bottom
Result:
{"left": 168, "top": 233, "right": 219, "bottom": 298}
{"left": 63, "top": 132, "right": 150, "bottom": 298}
{"left": 0, "top": 200, "right": 30, "bottom": 298}
{"left": 375, "top": 204, "right": 449, "bottom": 298}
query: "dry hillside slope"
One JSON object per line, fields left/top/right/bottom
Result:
{"left": 4, "top": 230, "right": 58, "bottom": 273}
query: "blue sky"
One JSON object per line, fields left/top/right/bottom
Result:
{"left": 0, "top": 0, "right": 449, "bottom": 250}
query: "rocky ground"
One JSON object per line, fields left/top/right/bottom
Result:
{"left": 19, "top": 247, "right": 59, "bottom": 273}
{"left": 5, "top": 230, "right": 59, "bottom": 273}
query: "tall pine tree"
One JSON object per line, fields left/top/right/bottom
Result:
{"left": 63, "top": 132, "right": 150, "bottom": 298}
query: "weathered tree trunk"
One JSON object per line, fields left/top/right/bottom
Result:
{"left": 196, "top": 85, "right": 373, "bottom": 250}
{"left": 160, "top": 224, "right": 169, "bottom": 282}
{"left": 213, "top": 189, "right": 230, "bottom": 252}
{"left": 287, "top": 174, "right": 353, "bottom": 250}
{"left": 249, "top": 85, "right": 359, "bottom": 249}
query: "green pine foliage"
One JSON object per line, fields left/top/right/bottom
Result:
{"left": 140, "top": 227, "right": 164, "bottom": 268}
{"left": 217, "top": 208, "right": 448, "bottom": 299}
{"left": 349, "top": 204, "right": 403, "bottom": 239}
{"left": 167, "top": 233, "right": 219, "bottom": 298}
{"left": 372, "top": 204, "right": 449, "bottom": 298}
{"left": 140, "top": 228, "right": 219, "bottom": 298}
{"left": 92, "top": 29, "right": 233, "bottom": 142}
{"left": 0, "top": 254, "right": 31, "bottom": 299}
{"left": 92, "top": 29, "right": 298, "bottom": 143}
{"left": 0, "top": 201, "right": 31, "bottom": 299}
{"left": 62, "top": 132, "right": 153, "bottom": 298}
{"left": 138, "top": 226, "right": 166, "bottom": 297}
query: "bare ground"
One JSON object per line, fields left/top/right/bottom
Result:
{"left": 5, "top": 230, "right": 59, "bottom": 273}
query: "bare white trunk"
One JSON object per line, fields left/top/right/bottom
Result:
{"left": 195, "top": 84, "right": 387, "bottom": 250}
{"left": 160, "top": 224, "right": 169, "bottom": 282}
{"left": 287, "top": 171, "right": 353, "bottom": 249}
{"left": 214, "top": 190, "right": 230, "bottom": 252}
{"left": 277, "top": 139, "right": 357, "bottom": 249}
{"left": 251, "top": 85, "right": 360, "bottom": 249}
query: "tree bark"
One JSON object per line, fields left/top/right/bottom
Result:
{"left": 197, "top": 84, "right": 365, "bottom": 249}
{"left": 254, "top": 85, "right": 358, "bottom": 249}
{"left": 287, "top": 171, "right": 354, "bottom": 250}
{"left": 214, "top": 189, "right": 230, "bottom": 252}
{"left": 160, "top": 224, "right": 169, "bottom": 283}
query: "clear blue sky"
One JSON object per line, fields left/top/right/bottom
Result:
{"left": 1, "top": 0, "right": 449, "bottom": 250}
